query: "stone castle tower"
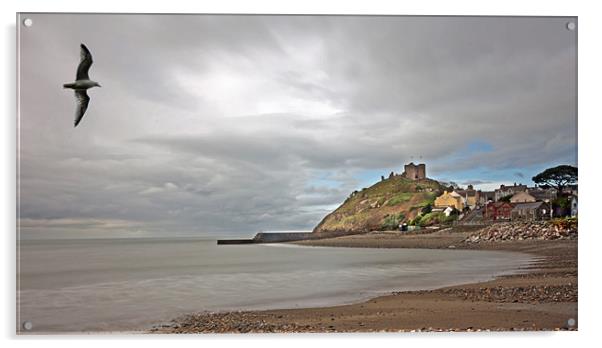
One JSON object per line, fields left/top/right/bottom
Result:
{"left": 402, "top": 162, "right": 426, "bottom": 180}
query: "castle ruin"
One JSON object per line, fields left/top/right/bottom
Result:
{"left": 402, "top": 162, "right": 426, "bottom": 181}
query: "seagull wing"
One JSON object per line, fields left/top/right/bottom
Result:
{"left": 76, "top": 44, "right": 93, "bottom": 80}
{"left": 74, "top": 90, "right": 90, "bottom": 127}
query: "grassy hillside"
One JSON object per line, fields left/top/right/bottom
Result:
{"left": 312, "top": 175, "right": 444, "bottom": 235}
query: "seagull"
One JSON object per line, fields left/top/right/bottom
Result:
{"left": 63, "top": 44, "right": 101, "bottom": 127}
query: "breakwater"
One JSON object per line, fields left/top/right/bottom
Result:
{"left": 217, "top": 232, "right": 314, "bottom": 245}
{"left": 216, "top": 239, "right": 255, "bottom": 245}
{"left": 253, "top": 232, "right": 314, "bottom": 243}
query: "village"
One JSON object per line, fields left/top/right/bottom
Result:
{"left": 400, "top": 162, "right": 577, "bottom": 230}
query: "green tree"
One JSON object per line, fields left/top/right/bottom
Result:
{"left": 532, "top": 165, "right": 577, "bottom": 193}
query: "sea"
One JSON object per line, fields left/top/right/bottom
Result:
{"left": 17, "top": 237, "right": 535, "bottom": 333}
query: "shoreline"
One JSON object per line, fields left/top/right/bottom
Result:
{"left": 154, "top": 227, "right": 577, "bottom": 333}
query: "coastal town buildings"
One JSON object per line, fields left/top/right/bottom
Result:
{"left": 510, "top": 191, "right": 536, "bottom": 203}
{"left": 526, "top": 187, "right": 558, "bottom": 202}
{"left": 485, "top": 201, "right": 513, "bottom": 220}
{"left": 456, "top": 184, "right": 480, "bottom": 209}
{"left": 478, "top": 191, "right": 495, "bottom": 205}
{"left": 443, "top": 206, "right": 455, "bottom": 217}
{"left": 494, "top": 183, "right": 528, "bottom": 202}
{"left": 394, "top": 163, "right": 575, "bottom": 223}
{"left": 479, "top": 184, "right": 574, "bottom": 222}
{"left": 571, "top": 195, "right": 578, "bottom": 217}
{"left": 434, "top": 191, "right": 465, "bottom": 210}
{"left": 511, "top": 201, "right": 550, "bottom": 221}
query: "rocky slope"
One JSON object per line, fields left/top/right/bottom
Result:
{"left": 312, "top": 175, "right": 444, "bottom": 236}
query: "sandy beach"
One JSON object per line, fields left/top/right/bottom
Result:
{"left": 154, "top": 226, "right": 577, "bottom": 333}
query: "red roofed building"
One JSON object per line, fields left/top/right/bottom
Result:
{"left": 485, "top": 201, "right": 513, "bottom": 221}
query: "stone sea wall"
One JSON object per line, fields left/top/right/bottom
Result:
{"left": 217, "top": 232, "right": 314, "bottom": 245}
{"left": 252, "top": 232, "right": 314, "bottom": 243}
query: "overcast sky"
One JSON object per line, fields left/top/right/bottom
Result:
{"left": 18, "top": 14, "right": 577, "bottom": 238}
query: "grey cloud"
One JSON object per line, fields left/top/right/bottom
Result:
{"left": 461, "top": 180, "right": 492, "bottom": 186}
{"left": 18, "top": 14, "right": 576, "bottom": 237}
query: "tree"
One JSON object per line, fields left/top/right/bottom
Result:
{"left": 440, "top": 181, "right": 461, "bottom": 191}
{"left": 532, "top": 165, "right": 577, "bottom": 193}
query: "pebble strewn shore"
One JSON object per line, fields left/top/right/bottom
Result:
{"left": 401, "top": 284, "right": 578, "bottom": 304}
{"left": 464, "top": 220, "right": 577, "bottom": 243}
{"left": 152, "top": 225, "right": 577, "bottom": 334}
{"left": 151, "top": 312, "right": 319, "bottom": 334}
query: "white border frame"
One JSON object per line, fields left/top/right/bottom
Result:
{"left": 3, "top": 0, "right": 600, "bottom": 347}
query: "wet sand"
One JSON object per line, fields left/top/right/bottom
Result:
{"left": 155, "top": 227, "right": 577, "bottom": 333}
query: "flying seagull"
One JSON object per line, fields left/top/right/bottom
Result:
{"left": 63, "top": 44, "right": 101, "bottom": 127}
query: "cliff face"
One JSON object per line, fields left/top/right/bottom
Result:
{"left": 312, "top": 176, "right": 443, "bottom": 235}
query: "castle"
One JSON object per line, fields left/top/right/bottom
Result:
{"left": 402, "top": 162, "right": 426, "bottom": 180}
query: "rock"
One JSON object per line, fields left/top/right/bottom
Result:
{"left": 463, "top": 220, "right": 577, "bottom": 244}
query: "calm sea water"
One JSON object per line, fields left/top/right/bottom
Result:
{"left": 17, "top": 238, "right": 534, "bottom": 333}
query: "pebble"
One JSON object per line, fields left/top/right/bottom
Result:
{"left": 463, "top": 220, "right": 577, "bottom": 243}
{"left": 440, "top": 285, "right": 577, "bottom": 303}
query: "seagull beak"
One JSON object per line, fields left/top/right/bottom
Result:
{"left": 98, "top": 84, "right": 102, "bottom": 87}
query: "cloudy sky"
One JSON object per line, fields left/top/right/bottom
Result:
{"left": 18, "top": 14, "right": 577, "bottom": 238}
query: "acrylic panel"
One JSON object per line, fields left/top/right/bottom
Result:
{"left": 17, "top": 13, "right": 578, "bottom": 334}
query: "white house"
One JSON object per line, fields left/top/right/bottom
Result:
{"left": 443, "top": 206, "right": 454, "bottom": 217}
